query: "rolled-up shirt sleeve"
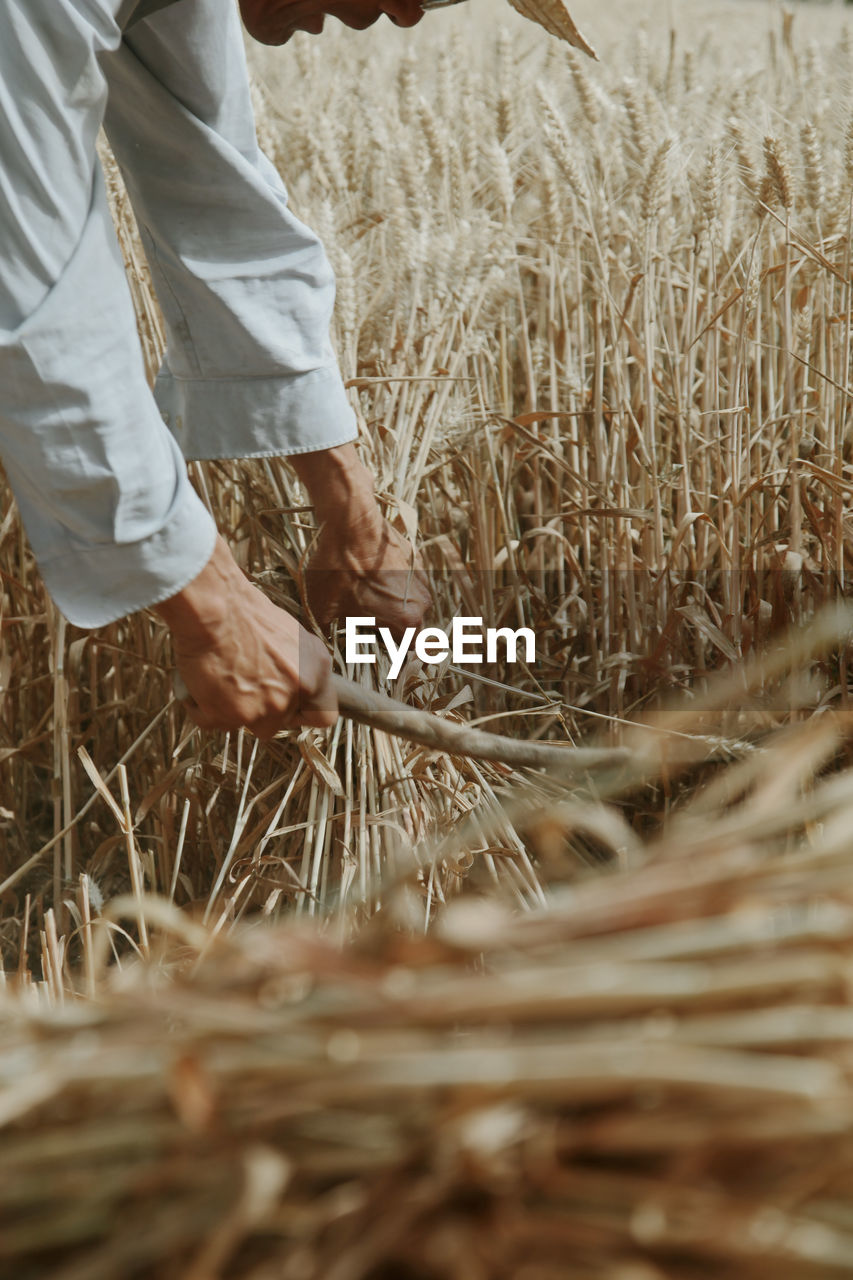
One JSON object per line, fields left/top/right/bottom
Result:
{"left": 0, "top": 0, "right": 217, "bottom": 629}
{"left": 102, "top": 0, "right": 358, "bottom": 463}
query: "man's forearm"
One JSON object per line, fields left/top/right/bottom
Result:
{"left": 152, "top": 534, "right": 238, "bottom": 642}
{"left": 289, "top": 442, "right": 381, "bottom": 531}
{"left": 293, "top": 442, "right": 431, "bottom": 640}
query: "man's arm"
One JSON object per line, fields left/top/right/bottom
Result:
{"left": 102, "top": 1, "right": 429, "bottom": 644}
{"left": 0, "top": 0, "right": 337, "bottom": 733}
{"left": 290, "top": 443, "right": 431, "bottom": 639}
{"left": 0, "top": 0, "right": 217, "bottom": 630}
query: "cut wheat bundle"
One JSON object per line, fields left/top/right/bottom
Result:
{"left": 4, "top": 704, "right": 853, "bottom": 1280}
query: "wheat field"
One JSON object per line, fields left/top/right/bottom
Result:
{"left": 1, "top": 0, "right": 853, "bottom": 987}
{"left": 7, "top": 2, "right": 853, "bottom": 1275}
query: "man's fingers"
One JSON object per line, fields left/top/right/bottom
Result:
{"left": 295, "top": 649, "right": 339, "bottom": 728}
{"left": 298, "top": 701, "right": 339, "bottom": 730}
{"left": 250, "top": 714, "right": 295, "bottom": 741}
{"left": 174, "top": 627, "right": 339, "bottom": 736}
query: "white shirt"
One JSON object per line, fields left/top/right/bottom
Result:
{"left": 0, "top": 0, "right": 356, "bottom": 627}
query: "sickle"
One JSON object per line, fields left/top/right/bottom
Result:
{"left": 173, "top": 671, "right": 627, "bottom": 773}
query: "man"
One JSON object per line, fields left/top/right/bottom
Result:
{"left": 0, "top": 0, "right": 431, "bottom": 741}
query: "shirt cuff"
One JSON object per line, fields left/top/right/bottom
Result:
{"left": 15, "top": 460, "right": 219, "bottom": 630}
{"left": 154, "top": 362, "right": 358, "bottom": 461}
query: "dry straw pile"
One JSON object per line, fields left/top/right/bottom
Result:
{"left": 4, "top": 1, "right": 853, "bottom": 1271}
{"left": 5, "top": 671, "right": 853, "bottom": 1279}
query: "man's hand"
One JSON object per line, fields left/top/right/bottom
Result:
{"left": 239, "top": 0, "right": 426, "bottom": 46}
{"left": 154, "top": 535, "right": 337, "bottom": 739}
{"left": 304, "top": 508, "right": 432, "bottom": 639}
{"left": 290, "top": 443, "right": 431, "bottom": 639}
